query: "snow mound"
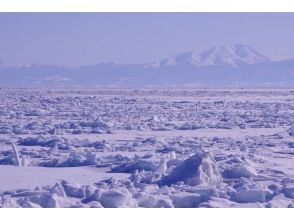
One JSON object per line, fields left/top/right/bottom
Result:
{"left": 233, "top": 188, "right": 268, "bottom": 203}
{"left": 231, "top": 178, "right": 273, "bottom": 203}
{"left": 111, "top": 160, "right": 157, "bottom": 173}
{"left": 232, "top": 185, "right": 272, "bottom": 203}
{"left": 129, "top": 170, "right": 161, "bottom": 184}
{"left": 135, "top": 193, "right": 174, "bottom": 208}
{"left": 161, "top": 152, "right": 223, "bottom": 187}
{"left": 19, "top": 135, "right": 47, "bottom": 146}
{"left": 170, "top": 192, "right": 203, "bottom": 208}
{"left": 99, "top": 188, "right": 136, "bottom": 208}
{"left": 41, "top": 150, "right": 100, "bottom": 167}
{"left": 60, "top": 181, "right": 85, "bottom": 198}
{"left": 287, "top": 126, "right": 294, "bottom": 136}
{"left": 222, "top": 162, "right": 257, "bottom": 179}
{"left": 282, "top": 179, "right": 294, "bottom": 199}
{"left": 32, "top": 193, "right": 83, "bottom": 208}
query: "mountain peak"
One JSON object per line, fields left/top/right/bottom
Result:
{"left": 199, "top": 44, "right": 274, "bottom": 66}
{"left": 149, "top": 44, "right": 281, "bottom": 68}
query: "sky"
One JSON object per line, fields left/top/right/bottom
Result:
{"left": 0, "top": 13, "right": 294, "bottom": 66}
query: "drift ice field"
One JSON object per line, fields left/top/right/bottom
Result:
{"left": 0, "top": 88, "right": 293, "bottom": 208}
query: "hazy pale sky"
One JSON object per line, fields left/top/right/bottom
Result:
{"left": 0, "top": 13, "right": 294, "bottom": 66}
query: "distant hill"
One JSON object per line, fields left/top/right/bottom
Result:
{"left": 1, "top": 44, "right": 294, "bottom": 87}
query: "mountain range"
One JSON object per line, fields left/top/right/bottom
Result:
{"left": 1, "top": 44, "right": 294, "bottom": 87}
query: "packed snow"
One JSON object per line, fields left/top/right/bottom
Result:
{"left": 0, "top": 88, "right": 294, "bottom": 208}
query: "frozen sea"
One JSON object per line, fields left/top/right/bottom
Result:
{"left": 0, "top": 88, "right": 294, "bottom": 208}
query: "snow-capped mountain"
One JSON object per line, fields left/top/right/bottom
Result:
{"left": 0, "top": 44, "right": 294, "bottom": 87}
{"left": 149, "top": 44, "right": 284, "bottom": 68}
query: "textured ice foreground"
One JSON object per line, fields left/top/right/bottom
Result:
{"left": 0, "top": 88, "right": 294, "bottom": 208}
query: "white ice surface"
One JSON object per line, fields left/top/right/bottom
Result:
{"left": 0, "top": 166, "right": 129, "bottom": 192}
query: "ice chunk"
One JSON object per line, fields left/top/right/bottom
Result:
{"left": 233, "top": 188, "right": 268, "bottom": 203}
{"left": 282, "top": 180, "right": 294, "bottom": 199}
{"left": 154, "top": 197, "right": 174, "bottom": 208}
{"left": 222, "top": 162, "right": 257, "bottom": 179}
{"left": 26, "top": 109, "right": 47, "bottom": 116}
{"left": 61, "top": 181, "right": 85, "bottom": 198}
{"left": 154, "top": 159, "right": 168, "bottom": 175}
{"left": 50, "top": 182, "right": 66, "bottom": 197}
{"left": 287, "top": 126, "right": 294, "bottom": 136}
{"left": 86, "top": 201, "right": 103, "bottom": 208}
{"left": 18, "top": 135, "right": 47, "bottom": 146}
{"left": 199, "top": 197, "right": 236, "bottom": 208}
{"left": 189, "top": 186, "right": 219, "bottom": 199}
{"left": 129, "top": 170, "right": 161, "bottom": 184}
{"left": 171, "top": 192, "right": 204, "bottom": 208}
{"left": 111, "top": 160, "right": 157, "bottom": 173}
{"left": 11, "top": 143, "right": 22, "bottom": 167}
{"left": 135, "top": 193, "right": 173, "bottom": 208}
{"left": 232, "top": 181, "right": 272, "bottom": 203}
{"left": 48, "top": 143, "right": 59, "bottom": 155}
{"left": 99, "top": 188, "right": 135, "bottom": 208}
{"left": 48, "top": 150, "right": 101, "bottom": 167}
{"left": 267, "top": 193, "right": 294, "bottom": 208}
{"left": 161, "top": 152, "right": 223, "bottom": 187}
